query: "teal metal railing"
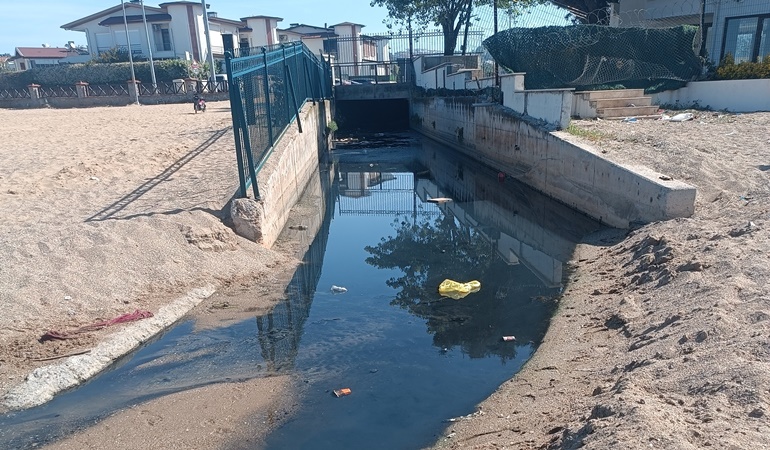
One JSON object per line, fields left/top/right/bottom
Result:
{"left": 225, "top": 42, "right": 333, "bottom": 199}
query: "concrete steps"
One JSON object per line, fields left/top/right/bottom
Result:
{"left": 597, "top": 105, "right": 660, "bottom": 117}
{"left": 573, "top": 89, "right": 661, "bottom": 119}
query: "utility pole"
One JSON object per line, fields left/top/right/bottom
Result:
{"left": 699, "top": 0, "right": 707, "bottom": 59}
{"left": 201, "top": 0, "right": 217, "bottom": 88}
{"left": 493, "top": 0, "right": 499, "bottom": 87}
{"left": 140, "top": 0, "right": 157, "bottom": 93}
{"left": 121, "top": 0, "right": 140, "bottom": 105}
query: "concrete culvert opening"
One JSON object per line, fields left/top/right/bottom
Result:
{"left": 334, "top": 99, "right": 409, "bottom": 134}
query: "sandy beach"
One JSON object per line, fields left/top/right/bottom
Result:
{"left": 1, "top": 102, "right": 769, "bottom": 449}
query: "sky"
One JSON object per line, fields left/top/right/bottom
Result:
{"left": 0, "top": 0, "right": 394, "bottom": 55}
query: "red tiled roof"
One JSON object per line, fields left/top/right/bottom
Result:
{"left": 15, "top": 47, "right": 77, "bottom": 59}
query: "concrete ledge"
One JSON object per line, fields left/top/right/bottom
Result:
{"left": 2, "top": 285, "right": 216, "bottom": 410}
{"left": 652, "top": 79, "right": 770, "bottom": 112}
{"left": 410, "top": 97, "right": 696, "bottom": 228}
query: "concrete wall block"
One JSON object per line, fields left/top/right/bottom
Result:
{"left": 413, "top": 97, "right": 696, "bottom": 228}
{"left": 237, "top": 100, "right": 329, "bottom": 248}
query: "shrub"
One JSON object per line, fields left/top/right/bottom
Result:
{"left": 0, "top": 59, "right": 204, "bottom": 89}
{"left": 715, "top": 53, "right": 770, "bottom": 80}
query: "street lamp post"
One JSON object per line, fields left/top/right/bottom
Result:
{"left": 140, "top": 0, "right": 158, "bottom": 93}
{"left": 201, "top": 0, "right": 217, "bottom": 89}
{"left": 121, "top": 0, "right": 140, "bottom": 104}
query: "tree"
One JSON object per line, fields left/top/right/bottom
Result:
{"left": 549, "top": 0, "right": 611, "bottom": 24}
{"left": 371, "top": 0, "right": 543, "bottom": 56}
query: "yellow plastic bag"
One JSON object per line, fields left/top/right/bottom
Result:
{"left": 438, "top": 279, "right": 481, "bottom": 300}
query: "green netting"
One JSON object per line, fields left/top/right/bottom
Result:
{"left": 483, "top": 25, "right": 703, "bottom": 90}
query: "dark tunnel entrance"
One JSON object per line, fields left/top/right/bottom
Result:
{"left": 334, "top": 99, "right": 410, "bottom": 134}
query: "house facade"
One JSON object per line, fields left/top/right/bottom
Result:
{"left": 9, "top": 46, "right": 89, "bottom": 71}
{"left": 60, "top": 1, "right": 387, "bottom": 75}
{"left": 615, "top": 0, "right": 770, "bottom": 64}
{"left": 60, "top": 2, "right": 280, "bottom": 63}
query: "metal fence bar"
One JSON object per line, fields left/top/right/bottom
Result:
{"left": 285, "top": 65, "right": 303, "bottom": 134}
{"left": 225, "top": 52, "right": 249, "bottom": 199}
{"left": 261, "top": 47, "right": 274, "bottom": 147}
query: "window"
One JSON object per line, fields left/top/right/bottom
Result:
{"left": 323, "top": 38, "right": 337, "bottom": 55}
{"left": 152, "top": 24, "right": 172, "bottom": 52}
{"left": 722, "top": 14, "right": 770, "bottom": 63}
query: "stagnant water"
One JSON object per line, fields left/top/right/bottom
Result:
{"left": 0, "top": 133, "right": 605, "bottom": 450}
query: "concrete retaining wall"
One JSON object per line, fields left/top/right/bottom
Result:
{"left": 652, "top": 79, "right": 770, "bottom": 112}
{"left": 411, "top": 97, "right": 696, "bottom": 228}
{"left": 250, "top": 100, "right": 331, "bottom": 247}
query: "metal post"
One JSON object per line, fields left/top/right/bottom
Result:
{"left": 282, "top": 45, "right": 291, "bottom": 122}
{"left": 493, "top": 0, "right": 499, "bottom": 87}
{"left": 201, "top": 0, "right": 217, "bottom": 88}
{"left": 303, "top": 50, "right": 316, "bottom": 102}
{"left": 285, "top": 65, "right": 303, "bottom": 133}
{"left": 293, "top": 43, "right": 301, "bottom": 100}
{"left": 698, "top": 0, "right": 707, "bottom": 59}
{"left": 408, "top": 17, "right": 414, "bottom": 60}
{"left": 121, "top": 0, "right": 140, "bottom": 105}
{"left": 140, "top": 0, "right": 157, "bottom": 93}
{"left": 225, "top": 52, "right": 247, "bottom": 198}
{"left": 261, "top": 47, "right": 274, "bottom": 147}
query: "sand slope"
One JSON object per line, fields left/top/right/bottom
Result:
{"left": 430, "top": 112, "right": 770, "bottom": 449}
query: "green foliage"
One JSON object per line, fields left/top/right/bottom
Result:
{"left": 326, "top": 120, "right": 338, "bottom": 133}
{"left": 371, "top": 0, "right": 543, "bottom": 55}
{"left": 92, "top": 47, "right": 136, "bottom": 63}
{"left": 715, "top": 53, "right": 770, "bottom": 80}
{"left": 0, "top": 59, "right": 199, "bottom": 90}
{"left": 566, "top": 122, "right": 606, "bottom": 141}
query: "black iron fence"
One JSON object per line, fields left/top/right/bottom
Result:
{"left": 86, "top": 84, "right": 129, "bottom": 97}
{"left": 0, "top": 88, "right": 31, "bottom": 99}
{"left": 326, "top": 30, "right": 485, "bottom": 85}
{"left": 225, "top": 41, "right": 333, "bottom": 199}
{"left": 39, "top": 85, "right": 78, "bottom": 98}
{"left": 1, "top": 80, "right": 225, "bottom": 99}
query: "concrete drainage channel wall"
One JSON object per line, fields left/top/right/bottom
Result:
{"left": 411, "top": 97, "right": 696, "bottom": 228}
{"left": 231, "top": 100, "right": 332, "bottom": 248}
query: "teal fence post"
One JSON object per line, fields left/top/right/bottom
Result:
{"left": 285, "top": 65, "right": 303, "bottom": 133}
{"left": 261, "top": 47, "right": 274, "bottom": 148}
{"left": 282, "top": 45, "right": 291, "bottom": 122}
{"left": 303, "top": 50, "right": 316, "bottom": 103}
{"left": 293, "top": 43, "right": 302, "bottom": 100}
{"left": 225, "top": 52, "right": 247, "bottom": 198}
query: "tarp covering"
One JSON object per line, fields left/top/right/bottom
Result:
{"left": 483, "top": 25, "right": 702, "bottom": 90}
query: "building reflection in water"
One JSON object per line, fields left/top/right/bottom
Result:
{"left": 255, "top": 140, "right": 604, "bottom": 366}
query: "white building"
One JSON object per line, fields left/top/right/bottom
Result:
{"left": 9, "top": 46, "right": 89, "bottom": 71}
{"left": 61, "top": 2, "right": 281, "bottom": 63}
{"left": 61, "top": 1, "right": 390, "bottom": 81}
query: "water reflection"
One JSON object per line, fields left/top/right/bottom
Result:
{"left": 0, "top": 133, "right": 606, "bottom": 450}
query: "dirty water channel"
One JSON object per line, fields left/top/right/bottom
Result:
{"left": 0, "top": 133, "right": 605, "bottom": 449}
